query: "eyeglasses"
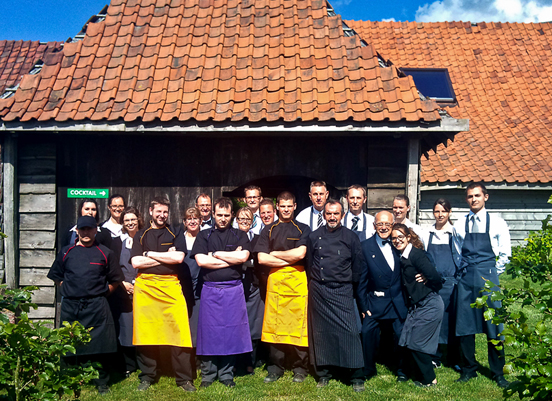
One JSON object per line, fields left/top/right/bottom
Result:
{"left": 110, "top": 205, "right": 125, "bottom": 210}
{"left": 375, "top": 222, "right": 392, "bottom": 228}
{"left": 236, "top": 217, "right": 252, "bottom": 223}
{"left": 391, "top": 234, "right": 406, "bottom": 241}
{"left": 123, "top": 218, "right": 138, "bottom": 223}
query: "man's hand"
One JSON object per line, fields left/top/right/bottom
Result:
{"left": 415, "top": 273, "right": 427, "bottom": 284}
{"left": 122, "top": 281, "right": 134, "bottom": 295}
{"left": 362, "top": 310, "right": 372, "bottom": 319}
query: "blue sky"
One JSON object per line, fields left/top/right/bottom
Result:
{"left": 2, "top": 0, "right": 551, "bottom": 42}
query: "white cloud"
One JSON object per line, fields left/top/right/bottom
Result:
{"left": 382, "top": 17, "right": 397, "bottom": 21}
{"left": 415, "top": 0, "right": 552, "bottom": 22}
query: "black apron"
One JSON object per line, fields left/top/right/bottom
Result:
{"left": 456, "top": 213, "right": 503, "bottom": 338}
{"left": 427, "top": 231, "right": 456, "bottom": 344}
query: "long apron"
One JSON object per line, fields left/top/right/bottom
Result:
{"left": 262, "top": 264, "right": 309, "bottom": 347}
{"left": 61, "top": 296, "right": 117, "bottom": 355}
{"left": 399, "top": 292, "right": 444, "bottom": 354}
{"left": 308, "top": 280, "right": 364, "bottom": 368}
{"left": 133, "top": 273, "right": 192, "bottom": 347}
{"left": 456, "top": 213, "right": 503, "bottom": 338}
{"left": 427, "top": 231, "right": 457, "bottom": 344}
{"left": 196, "top": 280, "right": 252, "bottom": 356}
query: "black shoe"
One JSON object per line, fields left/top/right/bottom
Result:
{"left": 293, "top": 372, "right": 306, "bottom": 383}
{"left": 397, "top": 374, "right": 409, "bottom": 382}
{"left": 495, "top": 375, "right": 510, "bottom": 389}
{"left": 221, "top": 379, "right": 236, "bottom": 388}
{"left": 180, "top": 381, "right": 197, "bottom": 392}
{"left": 200, "top": 381, "right": 213, "bottom": 388}
{"left": 137, "top": 381, "right": 152, "bottom": 391}
{"left": 316, "top": 378, "right": 329, "bottom": 388}
{"left": 352, "top": 381, "right": 365, "bottom": 392}
{"left": 456, "top": 372, "right": 478, "bottom": 383}
{"left": 97, "top": 385, "right": 110, "bottom": 395}
{"left": 264, "top": 373, "right": 282, "bottom": 383}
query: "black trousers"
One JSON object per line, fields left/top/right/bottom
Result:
{"left": 267, "top": 343, "right": 308, "bottom": 376}
{"left": 361, "top": 316, "right": 405, "bottom": 377}
{"left": 411, "top": 351, "right": 435, "bottom": 384}
{"left": 459, "top": 334, "right": 505, "bottom": 377}
{"left": 63, "top": 353, "right": 111, "bottom": 387}
{"left": 200, "top": 355, "right": 236, "bottom": 382}
{"left": 136, "top": 345, "right": 194, "bottom": 386}
{"left": 314, "top": 364, "right": 365, "bottom": 383}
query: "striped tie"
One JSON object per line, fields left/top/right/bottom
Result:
{"left": 351, "top": 216, "right": 360, "bottom": 231}
{"left": 317, "top": 212, "right": 323, "bottom": 229}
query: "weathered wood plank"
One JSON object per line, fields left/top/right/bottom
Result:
{"left": 19, "top": 175, "right": 56, "bottom": 184}
{"left": 20, "top": 183, "right": 56, "bottom": 194}
{"left": 28, "top": 306, "right": 56, "bottom": 320}
{"left": 406, "top": 138, "right": 420, "bottom": 223}
{"left": 20, "top": 268, "right": 54, "bottom": 286}
{"left": 18, "top": 159, "right": 56, "bottom": 176}
{"left": 20, "top": 213, "right": 56, "bottom": 231}
{"left": 20, "top": 249, "right": 56, "bottom": 267}
{"left": 19, "top": 231, "right": 56, "bottom": 250}
{"left": 367, "top": 188, "right": 405, "bottom": 210}
{"left": 19, "top": 194, "right": 56, "bottom": 213}
{"left": 29, "top": 287, "right": 56, "bottom": 304}
{"left": 3, "top": 134, "right": 17, "bottom": 289}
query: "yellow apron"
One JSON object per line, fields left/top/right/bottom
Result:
{"left": 133, "top": 273, "right": 192, "bottom": 347}
{"left": 261, "top": 264, "right": 308, "bottom": 347}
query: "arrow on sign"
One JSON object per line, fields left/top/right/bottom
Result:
{"left": 100, "top": 191, "right": 106, "bottom": 196}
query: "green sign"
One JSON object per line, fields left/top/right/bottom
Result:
{"left": 67, "top": 188, "right": 109, "bottom": 199}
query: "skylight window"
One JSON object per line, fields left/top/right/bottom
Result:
{"left": 401, "top": 68, "right": 456, "bottom": 103}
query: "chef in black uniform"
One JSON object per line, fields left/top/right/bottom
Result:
{"left": 306, "top": 200, "right": 365, "bottom": 392}
{"left": 48, "top": 215, "right": 123, "bottom": 395}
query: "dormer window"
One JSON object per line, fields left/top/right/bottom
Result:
{"left": 401, "top": 68, "right": 456, "bottom": 104}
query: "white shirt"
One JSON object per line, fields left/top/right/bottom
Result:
{"left": 402, "top": 218, "right": 426, "bottom": 246}
{"left": 422, "top": 221, "right": 454, "bottom": 251}
{"left": 341, "top": 211, "right": 375, "bottom": 239}
{"left": 232, "top": 210, "right": 262, "bottom": 235}
{"left": 296, "top": 206, "right": 326, "bottom": 231}
{"left": 200, "top": 217, "right": 213, "bottom": 231}
{"left": 453, "top": 208, "right": 511, "bottom": 274}
{"left": 376, "top": 234, "right": 395, "bottom": 271}
{"left": 401, "top": 243, "right": 413, "bottom": 259}
{"left": 101, "top": 218, "right": 126, "bottom": 239}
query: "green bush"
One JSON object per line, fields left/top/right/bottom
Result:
{"left": 476, "top": 207, "right": 552, "bottom": 400}
{"left": 0, "top": 285, "right": 98, "bottom": 401}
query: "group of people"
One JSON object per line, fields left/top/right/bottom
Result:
{"left": 47, "top": 180, "right": 511, "bottom": 394}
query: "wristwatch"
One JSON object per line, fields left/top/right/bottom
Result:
{"left": 144, "top": 251, "right": 149, "bottom": 257}
{"left": 212, "top": 251, "right": 217, "bottom": 258}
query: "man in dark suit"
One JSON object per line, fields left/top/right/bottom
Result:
{"left": 358, "top": 211, "right": 408, "bottom": 381}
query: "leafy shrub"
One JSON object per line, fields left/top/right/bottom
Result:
{"left": 476, "top": 210, "right": 552, "bottom": 400}
{"left": 0, "top": 285, "right": 98, "bottom": 401}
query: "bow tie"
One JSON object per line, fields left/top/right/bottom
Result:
{"left": 201, "top": 220, "right": 210, "bottom": 226}
{"left": 382, "top": 239, "right": 392, "bottom": 246}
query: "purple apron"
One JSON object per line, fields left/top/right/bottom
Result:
{"left": 197, "top": 280, "right": 253, "bottom": 356}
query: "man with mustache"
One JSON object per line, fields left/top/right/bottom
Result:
{"left": 306, "top": 200, "right": 366, "bottom": 392}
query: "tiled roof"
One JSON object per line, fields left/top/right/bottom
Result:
{"left": 0, "top": 0, "right": 441, "bottom": 123}
{"left": 347, "top": 20, "right": 552, "bottom": 184}
{"left": 0, "top": 40, "right": 62, "bottom": 94}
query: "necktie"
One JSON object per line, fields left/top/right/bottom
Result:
{"left": 317, "top": 212, "right": 323, "bottom": 229}
{"left": 351, "top": 216, "right": 360, "bottom": 231}
{"left": 471, "top": 215, "right": 479, "bottom": 233}
{"left": 248, "top": 231, "right": 253, "bottom": 241}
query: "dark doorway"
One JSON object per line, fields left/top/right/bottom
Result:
{"left": 223, "top": 175, "right": 342, "bottom": 211}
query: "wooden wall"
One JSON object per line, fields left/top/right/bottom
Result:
{"left": 420, "top": 187, "right": 552, "bottom": 246}
{"left": 18, "top": 142, "right": 57, "bottom": 320}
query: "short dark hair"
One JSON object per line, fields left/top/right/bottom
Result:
{"left": 78, "top": 198, "right": 99, "bottom": 223}
{"left": 433, "top": 198, "right": 452, "bottom": 213}
{"left": 310, "top": 181, "right": 327, "bottom": 191}
{"left": 466, "top": 182, "right": 488, "bottom": 195}
{"left": 108, "top": 194, "right": 125, "bottom": 206}
{"left": 277, "top": 191, "right": 296, "bottom": 204}
{"left": 213, "top": 197, "right": 233, "bottom": 211}
{"left": 195, "top": 193, "right": 211, "bottom": 204}
{"left": 244, "top": 185, "right": 262, "bottom": 196}
{"left": 347, "top": 184, "right": 366, "bottom": 197}
{"left": 324, "top": 199, "right": 343, "bottom": 213}
{"left": 259, "top": 198, "right": 275, "bottom": 209}
{"left": 393, "top": 194, "right": 410, "bottom": 206}
{"left": 150, "top": 196, "right": 170, "bottom": 209}
{"left": 121, "top": 206, "right": 144, "bottom": 234}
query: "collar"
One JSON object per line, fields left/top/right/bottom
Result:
{"left": 312, "top": 206, "right": 323, "bottom": 215}
{"left": 401, "top": 243, "right": 413, "bottom": 258}
{"left": 468, "top": 208, "right": 486, "bottom": 219}
{"left": 429, "top": 221, "right": 453, "bottom": 234}
{"left": 376, "top": 235, "right": 392, "bottom": 246}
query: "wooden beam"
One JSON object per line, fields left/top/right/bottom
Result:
{"left": 406, "top": 138, "right": 421, "bottom": 224}
{"left": 3, "top": 134, "right": 17, "bottom": 289}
